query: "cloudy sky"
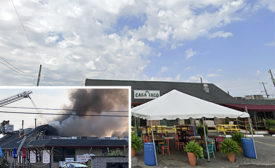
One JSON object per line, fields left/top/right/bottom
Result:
{"left": 0, "top": 0, "right": 274, "bottom": 97}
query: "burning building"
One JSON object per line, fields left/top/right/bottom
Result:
{"left": 0, "top": 88, "right": 130, "bottom": 168}
{"left": 0, "top": 125, "right": 128, "bottom": 168}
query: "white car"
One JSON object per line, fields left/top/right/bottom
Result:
{"left": 62, "top": 163, "right": 88, "bottom": 168}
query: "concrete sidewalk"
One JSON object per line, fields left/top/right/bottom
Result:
{"left": 131, "top": 137, "right": 275, "bottom": 168}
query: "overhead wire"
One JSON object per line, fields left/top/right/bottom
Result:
{"left": 0, "top": 106, "right": 128, "bottom": 113}
{"left": 0, "top": 110, "right": 128, "bottom": 117}
{"left": 8, "top": 0, "right": 30, "bottom": 42}
{"left": 0, "top": 60, "right": 24, "bottom": 75}
{"left": 0, "top": 56, "right": 26, "bottom": 74}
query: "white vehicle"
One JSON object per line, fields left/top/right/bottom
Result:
{"left": 62, "top": 162, "right": 88, "bottom": 168}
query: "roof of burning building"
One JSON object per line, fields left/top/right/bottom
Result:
{"left": 0, "top": 124, "right": 128, "bottom": 149}
{"left": 0, "top": 124, "right": 58, "bottom": 149}
{"left": 27, "top": 138, "right": 128, "bottom": 148}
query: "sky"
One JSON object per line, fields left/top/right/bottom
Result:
{"left": 0, "top": 87, "right": 129, "bottom": 138}
{"left": 0, "top": 0, "right": 274, "bottom": 97}
{"left": 0, "top": 88, "right": 70, "bottom": 130}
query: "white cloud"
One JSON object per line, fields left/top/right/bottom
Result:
{"left": 209, "top": 31, "right": 234, "bottom": 39}
{"left": 265, "top": 41, "right": 275, "bottom": 47}
{"left": 256, "top": 0, "right": 275, "bottom": 12}
{"left": 185, "top": 66, "right": 191, "bottom": 71}
{"left": 150, "top": 76, "right": 173, "bottom": 81}
{"left": 176, "top": 74, "right": 181, "bottom": 81}
{"left": 256, "top": 70, "right": 261, "bottom": 76}
{"left": 161, "top": 66, "right": 168, "bottom": 73}
{"left": 207, "top": 73, "right": 220, "bottom": 77}
{"left": 0, "top": 0, "right": 273, "bottom": 85}
{"left": 185, "top": 48, "right": 196, "bottom": 60}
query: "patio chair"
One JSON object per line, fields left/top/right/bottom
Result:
{"left": 216, "top": 136, "right": 224, "bottom": 152}
{"left": 175, "top": 134, "right": 184, "bottom": 151}
{"left": 142, "top": 135, "right": 148, "bottom": 143}
{"left": 203, "top": 141, "right": 215, "bottom": 159}
{"left": 161, "top": 137, "right": 170, "bottom": 155}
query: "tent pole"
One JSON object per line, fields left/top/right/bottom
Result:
{"left": 150, "top": 120, "right": 158, "bottom": 165}
{"left": 134, "top": 116, "right": 137, "bottom": 135}
{"left": 203, "top": 118, "right": 210, "bottom": 161}
{"left": 249, "top": 117, "right": 257, "bottom": 159}
{"left": 245, "top": 106, "right": 257, "bottom": 159}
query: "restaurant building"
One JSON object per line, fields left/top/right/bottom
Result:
{"left": 85, "top": 79, "right": 275, "bottom": 129}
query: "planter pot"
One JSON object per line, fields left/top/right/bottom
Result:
{"left": 227, "top": 153, "right": 236, "bottom": 163}
{"left": 131, "top": 148, "right": 136, "bottom": 157}
{"left": 268, "top": 129, "right": 275, "bottom": 135}
{"left": 239, "top": 146, "right": 243, "bottom": 154}
{"left": 187, "top": 152, "right": 197, "bottom": 166}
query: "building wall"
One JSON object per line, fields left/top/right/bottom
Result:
{"left": 75, "top": 148, "right": 102, "bottom": 156}
{"left": 91, "top": 156, "right": 128, "bottom": 168}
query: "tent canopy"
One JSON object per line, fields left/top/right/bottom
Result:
{"left": 132, "top": 90, "right": 250, "bottom": 120}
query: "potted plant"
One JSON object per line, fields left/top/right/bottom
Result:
{"left": 184, "top": 141, "right": 203, "bottom": 166}
{"left": 231, "top": 132, "right": 244, "bottom": 153}
{"left": 197, "top": 124, "right": 208, "bottom": 140}
{"left": 220, "top": 138, "right": 240, "bottom": 162}
{"left": 131, "top": 133, "right": 142, "bottom": 157}
{"left": 266, "top": 119, "right": 275, "bottom": 134}
{"left": 268, "top": 127, "right": 275, "bottom": 134}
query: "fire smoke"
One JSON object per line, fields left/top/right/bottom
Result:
{"left": 50, "top": 89, "right": 129, "bottom": 137}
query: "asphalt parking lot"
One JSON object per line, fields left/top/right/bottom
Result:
{"left": 132, "top": 136, "right": 275, "bottom": 168}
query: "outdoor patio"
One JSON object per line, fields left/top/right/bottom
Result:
{"left": 132, "top": 136, "right": 275, "bottom": 168}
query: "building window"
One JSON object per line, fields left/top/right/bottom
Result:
{"left": 53, "top": 148, "right": 75, "bottom": 162}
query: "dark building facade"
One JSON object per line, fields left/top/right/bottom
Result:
{"left": 85, "top": 79, "right": 275, "bottom": 129}
{"left": 0, "top": 125, "right": 128, "bottom": 168}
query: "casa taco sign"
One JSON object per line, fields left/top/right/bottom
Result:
{"left": 134, "top": 90, "right": 160, "bottom": 99}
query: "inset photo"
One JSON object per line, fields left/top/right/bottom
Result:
{"left": 0, "top": 87, "right": 130, "bottom": 168}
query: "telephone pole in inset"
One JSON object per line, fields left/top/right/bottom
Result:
{"left": 260, "top": 82, "right": 269, "bottom": 98}
{"left": 36, "top": 64, "right": 42, "bottom": 86}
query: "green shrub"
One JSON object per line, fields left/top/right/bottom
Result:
{"left": 269, "top": 127, "right": 275, "bottom": 132}
{"left": 197, "top": 124, "right": 208, "bottom": 137}
{"left": 131, "top": 133, "right": 142, "bottom": 151}
{"left": 220, "top": 138, "right": 240, "bottom": 155}
{"left": 108, "top": 149, "right": 123, "bottom": 156}
{"left": 231, "top": 132, "right": 244, "bottom": 146}
{"left": 184, "top": 141, "right": 203, "bottom": 158}
{"left": 266, "top": 119, "right": 275, "bottom": 129}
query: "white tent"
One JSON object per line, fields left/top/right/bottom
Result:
{"left": 132, "top": 90, "right": 253, "bottom": 164}
{"left": 132, "top": 89, "right": 250, "bottom": 119}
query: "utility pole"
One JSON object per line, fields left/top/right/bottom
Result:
{"left": 260, "top": 82, "right": 269, "bottom": 98}
{"left": 35, "top": 118, "right": 37, "bottom": 128}
{"left": 36, "top": 64, "right": 42, "bottom": 86}
{"left": 268, "top": 69, "right": 275, "bottom": 87}
{"left": 22, "top": 120, "right": 24, "bottom": 130}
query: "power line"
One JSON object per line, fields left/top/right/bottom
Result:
{"left": 0, "top": 110, "right": 128, "bottom": 117}
{"left": 0, "top": 56, "right": 26, "bottom": 74}
{"left": 8, "top": 0, "right": 30, "bottom": 42}
{"left": 0, "top": 60, "right": 25, "bottom": 75}
{"left": 1, "top": 106, "right": 128, "bottom": 112}
{"left": 0, "top": 57, "right": 35, "bottom": 80}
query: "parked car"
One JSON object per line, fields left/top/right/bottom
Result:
{"left": 62, "top": 162, "right": 88, "bottom": 168}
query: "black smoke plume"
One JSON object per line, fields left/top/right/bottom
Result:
{"left": 50, "top": 89, "right": 129, "bottom": 137}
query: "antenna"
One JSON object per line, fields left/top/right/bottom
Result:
{"left": 268, "top": 69, "right": 275, "bottom": 87}
{"left": 259, "top": 82, "right": 269, "bottom": 98}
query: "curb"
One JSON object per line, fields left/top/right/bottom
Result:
{"left": 239, "top": 163, "right": 275, "bottom": 167}
{"left": 245, "top": 135, "right": 264, "bottom": 137}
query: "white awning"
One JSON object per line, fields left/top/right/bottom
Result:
{"left": 132, "top": 89, "right": 250, "bottom": 120}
